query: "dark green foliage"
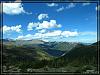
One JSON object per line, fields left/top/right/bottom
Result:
{"left": 2, "top": 40, "right": 99, "bottom": 73}
{"left": 46, "top": 42, "right": 98, "bottom": 72}
{"left": 61, "top": 45, "right": 97, "bottom": 66}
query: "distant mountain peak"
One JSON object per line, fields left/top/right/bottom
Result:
{"left": 91, "top": 41, "right": 100, "bottom": 46}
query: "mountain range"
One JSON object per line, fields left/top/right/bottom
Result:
{"left": 1, "top": 39, "right": 99, "bottom": 73}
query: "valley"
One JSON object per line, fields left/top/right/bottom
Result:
{"left": 1, "top": 39, "right": 99, "bottom": 74}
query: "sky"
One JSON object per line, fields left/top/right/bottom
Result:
{"left": 2, "top": 2, "right": 99, "bottom": 43}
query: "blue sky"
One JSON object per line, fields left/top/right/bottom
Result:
{"left": 2, "top": 2, "right": 98, "bottom": 43}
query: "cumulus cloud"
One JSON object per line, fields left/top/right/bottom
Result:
{"left": 17, "top": 33, "right": 43, "bottom": 40}
{"left": 27, "top": 22, "right": 39, "bottom": 31}
{"left": 38, "top": 29, "right": 46, "bottom": 33}
{"left": 16, "top": 30, "right": 78, "bottom": 40}
{"left": 27, "top": 20, "right": 62, "bottom": 30}
{"left": 66, "top": 3, "right": 75, "bottom": 9}
{"left": 61, "top": 31, "right": 78, "bottom": 37}
{"left": 17, "top": 34, "right": 33, "bottom": 40}
{"left": 82, "top": 3, "right": 90, "bottom": 6}
{"left": 56, "top": 3, "right": 75, "bottom": 12}
{"left": 38, "top": 14, "right": 49, "bottom": 20}
{"left": 3, "top": 3, "right": 32, "bottom": 15}
{"left": 44, "top": 30, "right": 62, "bottom": 38}
{"left": 33, "top": 30, "right": 61, "bottom": 39}
{"left": 36, "top": 20, "right": 62, "bottom": 30}
{"left": 56, "top": 6, "right": 64, "bottom": 12}
{"left": 3, "top": 3, "right": 24, "bottom": 15}
{"left": 47, "top": 3, "right": 58, "bottom": 7}
{"left": 3, "top": 25, "right": 22, "bottom": 33}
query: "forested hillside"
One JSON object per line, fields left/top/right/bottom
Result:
{"left": 2, "top": 39, "right": 99, "bottom": 73}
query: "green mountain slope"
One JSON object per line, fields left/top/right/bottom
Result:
{"left": 44, "top": 42, "right": 78, "bottom": 52}
{"left": 51, "top": 42, "right": 99, "bottom": 73}
{"left": 3, "top": 39, "right": 45, "bottom": 46}
{"left": 62, "top": 45, "right": 97, "bottom": 65}
{"left": 2, "top": 39, "right": 99, "bottom": 73}
{"left": 2, "top": 44, "right": 54, "bottom": 72}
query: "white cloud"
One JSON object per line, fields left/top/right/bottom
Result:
{"left": 16, "top": 31, "right": 97, "bottom": 43}
{"left": 47, "top": 3, "right": 58, "bottom": 7}
{"left": 44, "top": 30, "right": 62, "bottom": 38}
{"left": 27, "top": 22, "right": 39, "bottom": 31}
{"left": 61, "top": 31, "right": 78, "bottom": 37}
{"left": 27, "top": 20, "right": 62, "bottom": 30}
{"left": 3, "top": 3, "right": 31, "bottom": 15}
{"left": 3, "top": 26, "right": 10, "bottom": 33}
{"left": 33, "top": 33, "right": 44, "bottom": 39}
{"left": 38, "top": 14, "right": 49, "bottom": 20}
{"left": 66, "top": 3, "right": 75, "bottom": 9}
{"left": 3, "top": 3, "right": 24, "bottom": 15}
{"left": 36, "top": 20, "right": 62, "bottom": 29}
{"left": 56, "top": 3, "right": 75, "bottom": 12}
{"left": 82, "top": 3, "right": 90, "bottom": 6}
{"left": 56, "top": 6, "right": 64, "bottom": 12}
{"left": 17, "top": 34, "right": 33, "bottom": 40}
{"left": 32, "top": 30, "right": 62, "bottom": 39}
{"left": 57, "top": 24, "right": 62, "bottom": 28}
{"left": 38, "top": 29, "right": 46, "bottom": 33}
{"left": 3, "top": 25, "right": 22, "bottom": 33}
{"left": 16, "top": 30, "right": 78, "bottom": 40}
